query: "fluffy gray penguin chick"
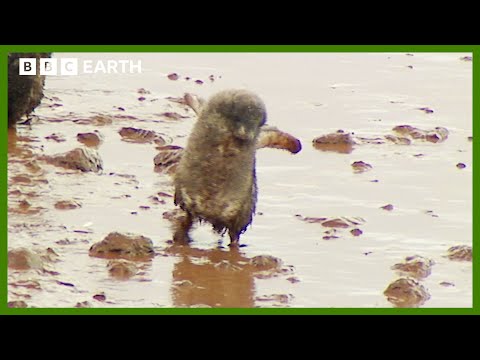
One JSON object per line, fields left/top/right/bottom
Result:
{"left": 173, "top": 89, "right": 267, "bottom": 245}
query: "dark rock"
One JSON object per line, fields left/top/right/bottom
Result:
{"left": 351, "top": 228, "right": 363, "bottom": 236}
{"left": 93, "top": 292, "right": 106, "bottom": 302}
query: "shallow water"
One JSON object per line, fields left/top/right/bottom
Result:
{"left": 8, "top": 52, "right": 472, "bottom": 308}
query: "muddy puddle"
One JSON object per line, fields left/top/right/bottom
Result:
{"left": 8, "top": 52, "right": 472, "bottom": 308}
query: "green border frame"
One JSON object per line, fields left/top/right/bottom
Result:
{"left": 1, "top": 45, "right": 476, "bottom": 315}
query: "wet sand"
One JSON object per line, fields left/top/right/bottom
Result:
{"left": 8, "top": 52, "right": 472, "bottom": 308}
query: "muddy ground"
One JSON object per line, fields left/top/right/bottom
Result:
{"left": 8, "top": 53, "right": 472, "bottom": 308}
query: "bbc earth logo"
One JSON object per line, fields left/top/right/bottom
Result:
{"left": 19, "top": 58, "right": 142, "bottom": 76}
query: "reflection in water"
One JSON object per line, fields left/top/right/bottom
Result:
{"left": 167, "top": 245, "right": 255, "bottom": 308}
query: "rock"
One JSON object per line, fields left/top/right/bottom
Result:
{"left": 158, "top": 112, "right": 189, "bottom": 120}
{"left": 392, "top": 125, "right": 449, "bottom": 143}
{"left": 75, "top": 301, "right": 92, "bottom": 308}
{"left": 313, "top": 130, "right": 355, "bottom": 154}
{"left": 257, "top": 126, "right": 302, "bottom": 154}
{"left": 323, "top": 228, "right": 340, "bottom": 240}
{"left": 8, "top": 300, "right": 28, "bottom": 308}
{"left": 107, "top": 259, "right": 138, "bottom": 279}
{"left": 384, "top": 135, "right": 411, "bottom": 145}
{"left": 8, "top": 53, "right": 51, "bottom": 127}
{"left": 351, "top": 161, "right": 372, "bottom": 173}
{"left": 417, "top": 107, "right": 434, "bottom": 114}
{"left": 250, "top": 255, "right": 283, "bottom": 271}
{"left": 8, "top": 248, "right": 43, "bottom": 270}
{"left": 392, "top": 125, "right": 425, "bottom": 139}
{"left": 89, "top": 232, "right": 155, "bottom": 260}
{"left": 24, "top": 160, "right": 42, "bottom": 173}
{"left": 42, "top": 147, "right": 103, "bottom": 172}
{"left": 255, "top": 294, "right": 293, "bottom": 304}
{"left": 381, "top": 204, "right": 394, "bottom": 211}
{"left": 384, "top": 278, "right": 430, "bottom": 308}
{"left": 425, "top": 128, "right": 449, "bottom": 143}
{"left": 9, "top": 280, "right": 41, "bottom": 291}
{"left": 167, "top": 73, "right": 179, "bottom": 80}
{"left": 351, "top": 228, "right": 363, "bottom": 236}
{"left": 118, "top": 127, "right": 158, "bottom": 143}
{"left": 153, "top": 145, "right": 184, "bottom": 174}
{"left": 297, "top": 215, "right": 365, "bottom": 229}
{"left": 11, "top": 175, "right": 31, "bottom": 184}
{"left": 45, "top": 133, "right": 66, "bottom": 142}
{"left": 391, "top": 255, "right": 435, "bottom": 279}
{"left": 456, "top": 163, "right": 466, "bottom": 169}
{"left": 296, "top": 216, "right": 326, "bottom": 223}
{"left": 77, "top": 131, "right": 103, "bottom": 147}
{"left": 137, "top": 88, "right": 151, "bottom": 94}
{"left": 321, "top": 218, "right": 351, "bottom": 228}
{"left": 93, "top": 292, "right": 106, "bottom": 302}
{"left": 54, "top": 200, "right": 82, "bottom": 210}
{"left": 446, "top": 245, "right": 472, "bottom": 261}
{"left": 73, "top": 115, "right": 113, "bottom": 126}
